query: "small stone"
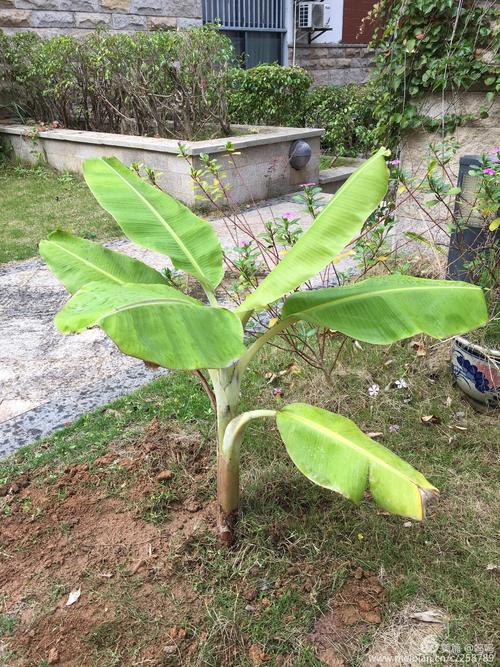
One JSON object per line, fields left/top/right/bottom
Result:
{"left": 245, "top": 604, "right": 257, "bottom": 613}
{"left": 47, "top": 648, "right": 59, "bottom": 664}
{"left": 156, "top": 470, "right": 173, "bottom": 482}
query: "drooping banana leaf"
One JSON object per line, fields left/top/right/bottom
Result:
{"left": 82, "top": 157, "right": 224, "bottom": 291}
{"left": 40, "top": 230, "right": 168, "bottom": 294}
{"left": 281, "top": 275, "right": 488, "bottom": 344}
{"left": 236, "top": 148, "right": 389, "bottom": 315}
{"left": 276, "top": 403, "right": 437, "bottom": 520}
{"left": 56, "top": 282, "right": 245, "bottom": 369}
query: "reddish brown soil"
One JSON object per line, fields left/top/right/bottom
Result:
{"left": 0, "top": 421, "right": 214, "bottom": 666}
{"left": 1, "top": 419, "right": 387, "bottom": 666}
{"left": 307, "top": 568, "right": 386, "bottom": 666}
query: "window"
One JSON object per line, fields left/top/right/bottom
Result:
{"left": 202, "top": 0, "right": 286, "bottom": 66}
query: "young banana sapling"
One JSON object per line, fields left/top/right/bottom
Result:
{"left": 40, "top": 149, "right": 488, "bottom": 545}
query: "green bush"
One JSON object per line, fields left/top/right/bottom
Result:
{"left": 228, "top": 64, "right": 313, "bottom": 127}
{"left": 304, "top": 84, "right": 377, "bottom": 158}
{"left": 0, "top": 27, "right": 234, "bottom": 140}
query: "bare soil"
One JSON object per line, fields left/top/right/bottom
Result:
{"left": 0, "top": 421, "right": 213, "bottom": 666}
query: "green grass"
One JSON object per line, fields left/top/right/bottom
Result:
{"left": 0, "top": 341, "right": 498, "bottom": 664}
{"left": 0, "top": 161, "right": 121, "bottom": 263}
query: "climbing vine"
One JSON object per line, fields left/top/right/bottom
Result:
{"left": 368, "top": 0, "right": 499, "bottom": 146}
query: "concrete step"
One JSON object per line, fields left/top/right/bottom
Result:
{"left": 319, "top": 166, "right": 358, "bottom": 194}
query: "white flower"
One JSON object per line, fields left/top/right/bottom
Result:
{"left": 368, "top": 383, "right": 380, "bottom": 397}
{"left": 389, "top": 424, "right": 400, "bottom": 433}
{"left": 394, "top": 378, "right": 408, "bottom": 389}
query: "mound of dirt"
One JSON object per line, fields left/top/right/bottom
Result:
{"left": 0, "top": 422, "right": 213, "bottom": 666}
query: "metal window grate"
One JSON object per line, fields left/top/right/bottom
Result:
{"left": 202, "top": 0, "right": 285, "bottom": 31}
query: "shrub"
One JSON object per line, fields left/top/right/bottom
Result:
{"left": 0, "top": 27, "right": 234, "bottom": 140}
{"left": 228, "top": 64, "right": 313, "bottom": 126}
{"left": 304, "top": 84, "right": 377, "bottom": 158}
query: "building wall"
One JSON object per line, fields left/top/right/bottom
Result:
{"left": 0, "top": 1, "right": 202, "bottom": 36}
{"left": 290, "top": 43, "right": 374, "bottom": 86}
{"left": 342, "top": 0, "right": 375, "bottom": 44}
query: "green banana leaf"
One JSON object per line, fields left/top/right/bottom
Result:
{"left": 276, "top": 403, "right": 437, "bottom": 520}
{"left": 40, "top": 230, "right": 168, "bottom": 294}
{"left": 281, "top": 275, "right": 488, "bottom": 344}
{"left": 236, "top": 148, "right": 389, "bottom": 315}
{"left": 82, "top": 157, "right": 224, "bottom": 291}
{"left": 56, "top": 282, "right": 245, "bottom": 369}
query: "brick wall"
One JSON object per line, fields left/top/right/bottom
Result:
{"left": 0, "top": 1, "right": 202, "bottom": 36}
{"left": 342, "top": 0, "right": 376, "bottom": 44}
{"left": 290, "top": 43, "right": 375, "bottom": 86}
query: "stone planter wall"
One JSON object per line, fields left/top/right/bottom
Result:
{"left": 396, "top": 92, "right": 499, "bottom": 255}
{"left": 289, "top": 43, "right": 375, "bottom": 86}
{"left": 0, "top": 123, "right": 323, "bottom": 207}
{"left": 0, "top": 1, "right": 202, "bottom": 36}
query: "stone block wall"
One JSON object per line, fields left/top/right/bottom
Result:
{"left": 0, "top": 1, "right": 202, "bottom": 36}
{"left": 290, "top": 43, "right": 375, "bottom": 86}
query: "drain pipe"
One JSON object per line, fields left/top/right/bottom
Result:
{"left": 292, "top": 0, "right": 297, "bottom": 66}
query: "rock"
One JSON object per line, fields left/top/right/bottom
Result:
{"left": 156, "top": 470, "right": 173, "bottom": 482}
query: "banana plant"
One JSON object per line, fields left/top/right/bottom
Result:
{"left": 40, "top": 150, "right": 488, "bottom": 545}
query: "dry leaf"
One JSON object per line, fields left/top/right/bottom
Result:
{"left": 421, "top": 415, "right": 441, "bottom": 425}
{"left": 65, "top": 587, "right": 81, "bottom": 606}
{"left": 410, "top": 610, "right": 448, "bottom": 624}
{"left": 445, "top": 396, "right": 452, "bottom": 407}
{"left": 486, "top": 563, "right": 498, "bottom": 571}
{"left": 366, "top": 432, "right": 383, "bottom": 438}
{"left": 248, "top": 643, "right": 267, "bottom": 665}
{"left": 411, "top": 341, "right": 427, "bottom": 357}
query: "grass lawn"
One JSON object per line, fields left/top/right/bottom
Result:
{"left": 0, "top": 163, "right": 120, "bottom": 264}
{"left": 0, "top": 340, "right": 498, "bottom": 666}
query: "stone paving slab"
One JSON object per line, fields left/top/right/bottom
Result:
{"left": 2, "top": 193, "right": 350, "bottom": 457}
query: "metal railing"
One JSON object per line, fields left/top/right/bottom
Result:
{"left": 202, "top": 0, "right": 285, "bottom": 31}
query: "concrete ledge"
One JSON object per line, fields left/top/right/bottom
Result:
{"left": 319, "top": 166, "right": 357, "bottom": 194}
{"left": 0, "top": 123, "right": 324, "bottom": 208}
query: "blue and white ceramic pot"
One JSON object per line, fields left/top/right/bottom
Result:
{"left": 451, "top": 336, "right": 500, "bottom": 408}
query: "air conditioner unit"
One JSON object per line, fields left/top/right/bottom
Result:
{"left": 297, "top": 2, "right": 329, "bottom": 30}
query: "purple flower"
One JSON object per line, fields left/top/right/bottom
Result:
{"left": 490, "top": 156, "right": 500, "bottom": 163}
{"left": 387, "top": 159, "right": 400, "bottom": 166}
{"left": 368, "top": 383, "right": 380, "bottom": 397}
{"left": 483, "top": 167, "right": 495, "bottom": 175}
{"left": 272, "top": 387, "right": 283, "bottom": 397}
{"left": 281, "top": 211, "right": 297, "bottom": 219}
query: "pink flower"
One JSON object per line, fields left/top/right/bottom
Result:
{"left": 281, "top": 211, "right": 297, "bottom": 219}
{"left": 272, "top": 387, "right": 283, "bottom": 397}
{"left": 388, "top": 159, "right": 400, "bottom": 166}
{"left": 483, "top": 167, "right": 495, "bottom": 175}
{"left": 300, "top": 182, "right": 315, "bottom": 187}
